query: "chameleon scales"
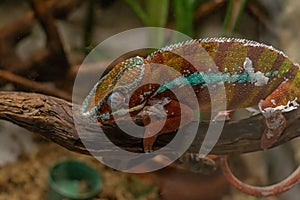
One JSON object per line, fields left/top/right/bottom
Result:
{"left": 81, "top": 37, "right": 300, "bottom": 153}
{"left": 80, "top": 37, "right": 300, "bottom": 197}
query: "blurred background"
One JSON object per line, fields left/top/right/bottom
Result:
{"left": 0, "top": 0, "right": 300, "bottom": 199}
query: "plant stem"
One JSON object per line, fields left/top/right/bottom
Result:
{"left": 123, "top": 0, "right": 149, "bottom": 25}
{"left": 223, "top": 0, "right": 248, "bottom": 36}
{"left": 174, "top": 0, "right": 196, "bottom": 37}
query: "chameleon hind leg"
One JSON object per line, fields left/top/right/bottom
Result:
{"left": 220, "top": 156, "right": 300, "bottom": 197}
{"left": 141, "top": 100, "right": 194, "bottom": 152}
{"left": 259, "top": 78, "right": 299, "bottom": 149}
{"left": 260, "top": 110, "right": 286, "bottom": 149}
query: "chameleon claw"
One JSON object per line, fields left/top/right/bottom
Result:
{"left": 219, "top": 156, "right": 300, "bottom": 197}
{"left": 144, "top": 149, "right": 153, "bottom": 153}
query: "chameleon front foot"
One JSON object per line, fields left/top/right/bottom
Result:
{"left": 141, "top": 103, "right": 168, "bottom": 152}
{"left": 219, "top": 156, "right": 300, "bottom": 197}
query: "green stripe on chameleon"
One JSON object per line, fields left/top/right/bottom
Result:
{"left": 257, "top": 49, "right": 278, "bottom": 71}
{"left": 292, "top": 70, "right": 300, "bottom": 87}
{"left": 272, "top": 71, "right": 279, "bottom": 76}
{"left": 162, "top": 53, "right": 185, "bottom": 72}
{"left": 154, "top": 69, "right": 278, "bottom": 95}
{"left": 265, "top": 71, "right": 278, "bottom": 77}
{"left": 289, "top": 70, "right": 300, "bottom": 100}
{"left": 218, "top": 43, "right": 248, "bottom": 108}
{"left": 278, "top": 59, "right": 293, "bottom": 76}
{"left": 201, "top": 42, "right": 218, "bottom": 56}
{"left": 221, "top": 43, "right": 248, "bottom": 73}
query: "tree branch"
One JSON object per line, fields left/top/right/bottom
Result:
{"left": 0, "top": 70, "right": 72, "bottom": 101}
{"left": 0, "top": 91, "right": 299, "bottom": 156}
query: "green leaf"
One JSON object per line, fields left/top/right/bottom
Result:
{"left": 146, "top": 0, "right": 169, "bottom": 27}
{"left": 174, "top": 0, "right": 197, "bottom": 37}
{"left": 123, "top": 0, "right": 149, "bottom": 25}
{"left": 123, "top": 0, "right": 169, "bottom": 27}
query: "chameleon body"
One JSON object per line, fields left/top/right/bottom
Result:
{"left": 81, "top": 38, "right": 300, "bottom": 152}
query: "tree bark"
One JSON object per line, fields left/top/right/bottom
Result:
{"left": 0, "top": 91, "right": 299, "bottom": 156}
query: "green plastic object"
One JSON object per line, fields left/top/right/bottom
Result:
{"left": 47, "top": 160, "right": 102, "bottom": 200}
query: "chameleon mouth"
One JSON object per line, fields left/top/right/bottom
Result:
{"left": 81, "top": 97, "right": 146, "bottom": 123}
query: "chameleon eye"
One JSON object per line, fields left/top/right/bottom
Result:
{"left": 107, "top": 88, "right": 127, "bottom": 110}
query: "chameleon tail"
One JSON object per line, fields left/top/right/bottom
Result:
{"left": 219, "top": 156, "right": 300, "bottom": 197}
{"left": 220, "top": 65, "right": 300, "bottom": 195}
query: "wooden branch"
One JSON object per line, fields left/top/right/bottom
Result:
{"left": 0, "top": 92, "right": 84, "bottom": 152}
{"left": 0, "top": 69, "right": 72, "bottom": 101}
{"left": 0, "top": 91, "right": 299, "bottom": 156}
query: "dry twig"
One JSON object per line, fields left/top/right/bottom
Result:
{"left": 0, "top": 69, "right": 72, "bottom": 101}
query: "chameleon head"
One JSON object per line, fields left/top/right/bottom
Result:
{"left": 80, "top": 56, "right": 152, "bottom": 123}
